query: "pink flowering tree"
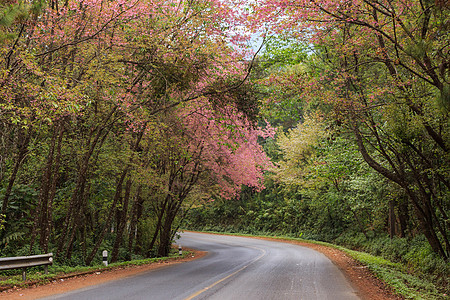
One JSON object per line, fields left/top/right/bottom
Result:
{"left": 0, "top": 0, "right": 273, "bottom": 262}
{"left": 137, "top": 96, "right": 274, "bottom": 256}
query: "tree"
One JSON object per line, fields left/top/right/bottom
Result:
{"left": 135, "top": 98, "right": 274, "bottom": 257}
{"left": 1, "top": 0, "right": 273, "bottom": 264}
{"left": 252, "top": 0, "right": 449, "bottom": 259}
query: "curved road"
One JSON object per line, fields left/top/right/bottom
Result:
{"left": 43, "top": 232, "right": 360, "bottom": 300}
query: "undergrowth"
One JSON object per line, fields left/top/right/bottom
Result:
{"left": 0, "top": 249, "right": 188, "bottom": 288}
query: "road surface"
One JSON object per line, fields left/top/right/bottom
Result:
{"left": 43, "top": 232, "right": 360, "bottom": 300}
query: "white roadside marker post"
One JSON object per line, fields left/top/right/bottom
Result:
{"left": 102, "top": 250, "right": 108, "bottom": 266}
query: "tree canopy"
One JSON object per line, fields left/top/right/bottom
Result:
{"left": 0, "top": 0, "right": 448, "bottom": 269}
{"left": 0, "top": 0, "right": 273, "bottom": 261}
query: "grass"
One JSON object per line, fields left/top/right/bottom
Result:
{"left": 0, "top": 250, "right": 191, "bottom": 289}
{"left": 341, "top": 248, "right": 445, "bottom": 299}
{"left": 189, "top": 230, "right": 448, "bottom": 300}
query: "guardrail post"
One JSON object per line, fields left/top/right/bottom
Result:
{"left": 22, "top": 268, "right": 26, "bottom": 281}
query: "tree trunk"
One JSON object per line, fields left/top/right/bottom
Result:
{"left": 1, "top": 127, "right": 31, "bottom": 216}
{"left": 111, "top": 178, "right": 132, "bottom": 262}
{"left": 133, "top": 190, "right": 145, "bottom": 255}
{"left": 85, "top": 167, "right": 127, "bottom": 265}
{"left": 65, "top": 181, "right": 91, "bottom": 260}
{"left": 389, "top": 200, "right": 396, "bottom": 239}
{"left": 57, "top": 108, "right": 116, "bottom": 255}
{"left": 147, "top": 196, "right": 169, "bottom": 257}
{"left": 157, "top": 206, "right": 176, "bottom": 257}
{"left": 405, "top": 188, "right": 448, "bottom": 260}
{"left": 128, "top": 185, "right": 142, "bottom": 257}
{"left": 29, "top": 125, "right": 58, "bottom": 253}
{"left": 353, "top": 122, "right": 448, "bottom": 260}
{"left": 57, "top": 148, "right": 92, "bottom": 254}
{"left": 397, "top": 196, "right": 409, "bottom": 238}
{"left": 29, "top": 121, "right": 64, "bottom": 253}
{"left": 157, "top": 199, "right": 183, "bottom": 257}
{"left": 42, "top": 122, "right": 64, "bottom": 252}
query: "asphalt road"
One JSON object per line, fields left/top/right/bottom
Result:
{"left": 43, "top": 232, "right": 360, "bottom": 300}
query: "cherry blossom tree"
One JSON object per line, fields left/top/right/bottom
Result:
{"left": 1, "top": 0, "right": 274, "bottom": 262}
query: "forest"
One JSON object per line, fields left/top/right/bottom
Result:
{"left": 0, "top": 0, "right": 448, "bottom": 294}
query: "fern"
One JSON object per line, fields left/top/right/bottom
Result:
{"left": 0, "top": 232, "right": 25, "bottom": 246}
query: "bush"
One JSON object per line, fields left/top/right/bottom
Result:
{"left": 333, "top": 232, "right": 449, "bottom": 294}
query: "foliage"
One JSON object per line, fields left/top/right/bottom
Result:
{"left": 0, "top": 0, "right": 273, "bottom": 265}
{"left": 259, "top": 37, "right": 307, "bottom": 71}
{"left": 335, "top": 233, "right": 450, "bottom": 290}
{"left": 0, "top": 214, "right": 4, "bottom": 232}
{"left": 0, "top": 0, "right": 45, "bottom": 43}
{"left": 250, "top": 0, "right": 450, "bottom": 260}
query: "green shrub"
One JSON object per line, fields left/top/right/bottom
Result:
{"left": 333, "top": 232, "right": 449, "bottom": 296}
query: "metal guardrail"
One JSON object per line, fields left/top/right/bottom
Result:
{"left": 0, "top": 253, "right": 53, "bottom": 281}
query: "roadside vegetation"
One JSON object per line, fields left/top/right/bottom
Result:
{"left": 0, "top": 249, "right": 192, "bottom": 290}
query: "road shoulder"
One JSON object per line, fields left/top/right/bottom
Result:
{"left": 0, "top": 249, "right": 206, "bottom": 300}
